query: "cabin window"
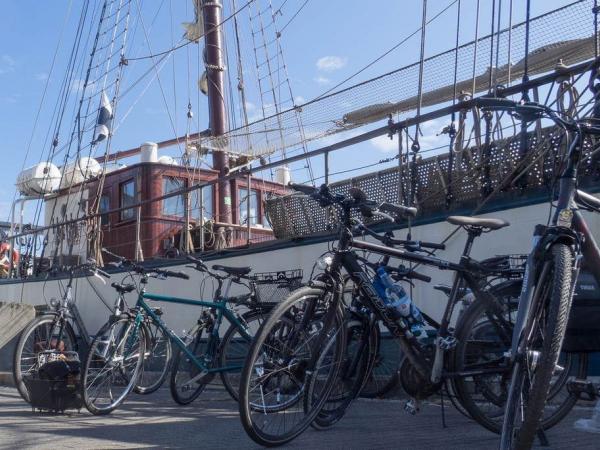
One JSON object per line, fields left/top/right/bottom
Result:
{"left": 120, "top": 179, "right": 136, "bottom": 221}
{"left": 239, "top": 188, "right": 259, "bottom": 226}
{"left": 99, "top": 194, "right": 110, "bottom": 226}
{"left": 162, "top": 177, "right": 186, "bottom": 217}
{"left": 191, "top": 184, "right": 214, "bottom": 221}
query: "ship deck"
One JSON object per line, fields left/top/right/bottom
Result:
{"left": 0, "top": 385, "right": 597, "bottom": 449}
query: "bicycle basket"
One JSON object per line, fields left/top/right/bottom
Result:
{"left": 37, "top": 350, "right": 79, "bottom": 367}
{"left": 251, "top": 269, "right": 304, "bottom": 304}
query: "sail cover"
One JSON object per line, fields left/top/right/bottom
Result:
{"left": 198, "top": 0, "right": 597, "bottom": 159}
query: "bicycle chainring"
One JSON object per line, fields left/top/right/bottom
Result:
{"left": 399, "top": 357, "right": 442, "bottom": 400}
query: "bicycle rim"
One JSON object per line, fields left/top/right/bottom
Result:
{"left": 134, "top": 320, "right": 172, "bottom": 395}
{"left": 83, "top": 317, "right": 145, "bottom": 415}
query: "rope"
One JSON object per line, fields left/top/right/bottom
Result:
{"left": 126, "top": 0, "right": 256, "bottom": 62}
{"left": 471, "top": 0, "right": 481, "bottom": 96}
{"left": 488, "top": 0, "right": 496, "bottom": 93}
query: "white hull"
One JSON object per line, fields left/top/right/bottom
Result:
{"left": 1, "top": 200, "right": 599, "bottom": 337}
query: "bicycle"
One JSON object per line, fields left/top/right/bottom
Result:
{"left": 12, "top": 261, "right": 110, "bottom": 403}
{"left": 81, "top": 254, "right": 300, "bottom": 414}
{"left": 472, "top": 98, "right": 600, "bottom": 449}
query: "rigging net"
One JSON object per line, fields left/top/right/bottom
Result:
{"left": 198, "top": 0, "right": 597, "bottom": 160}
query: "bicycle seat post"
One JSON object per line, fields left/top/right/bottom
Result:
{"left": 461, "top": 226, "right": 483, "bottom": 258}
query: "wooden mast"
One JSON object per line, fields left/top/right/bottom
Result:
{"left": 203, "top": 0, "right": 232, "bottom": 224}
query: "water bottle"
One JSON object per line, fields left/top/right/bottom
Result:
{"left": 376, "top": 267, "right": 426, "bottom": 340}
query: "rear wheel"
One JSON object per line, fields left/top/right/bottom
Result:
{"left": 169, "top": 323, "right": 215, "bottom": 405}
{"left": 13, "top": 314, "right": 77, "bottom": 402}
{"left": 82, "top": 316, "right": 145, "bottom": 415}
{"left": 238, "top": 286, "right": 345, "bottom": 447}
{"left": 453, "top": 283, "right": 586, "bottom": 434}
{"left": 134, "top": 320, "right": 172, "bottom": 395}
{"left": 500, "top": 244, "right": 574, "bottom": 450}
{"left": 219, "top": 309, "right": 269, "bottom": 402}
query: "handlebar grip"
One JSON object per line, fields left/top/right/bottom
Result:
{"left": 418, "top": 241, "right": 446, "bottom": 250}
{"left": 162, "top": 270, "right": 190, "bottom": 280}
{"left": 407, "top": 270, "right": 431, "bottom": 283}
{"left": 379, "top": 202, "right": 417, "bottom": 218}
{"left": 288, "top": 182, "right": 318, "bottom": 196}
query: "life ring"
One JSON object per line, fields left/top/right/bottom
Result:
{"left": 0, "top": 242, "right": 19, "bottom": 276}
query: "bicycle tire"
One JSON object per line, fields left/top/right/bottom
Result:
{"left": 134, "top": 320, "right": 172, "bottom": 395}
{"left": 82, "top": 315, "right": 145, "bottom": 415}
{"left": 311, "top": 316, "right": 375, "bottom": 430}
{"left": 359, "top": 325, "right": 402, "bottom": 399}
{"left": 219, "top": 309, "right": 269, "bottom": 402}
{"left": 13, "top": 314, "right": 78, "bottom": 403}
{"left": 500, "top": 243, "right": 574, "bottom": 450}
{"left": 169, "top": 323, "right": 215, "bottom": 405}
{"left": 453, "top": 280, "right": 586, "bottom": 435}
{"left": 238, "top": 285, "right": 345, "bottom": 447}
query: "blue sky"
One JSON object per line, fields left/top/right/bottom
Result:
{"left": 0, "top": 0, "right": 580, "bottom": 221}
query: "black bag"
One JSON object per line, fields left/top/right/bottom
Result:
{"left": 563, "top": 269, "right": 600, "bottom": 353}
{"left": 24, "top": 351, "right": 83, "bottom": 413}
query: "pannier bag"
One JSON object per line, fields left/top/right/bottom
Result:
{"left": 563, "top": 269, "right": 600, "bottom": 353}
{"left": 23, "top": 350, "right": 83, "bottom": 413}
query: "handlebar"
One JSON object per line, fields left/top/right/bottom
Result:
{"left": 391, "top": 267, "right": 432, "bottom": 283}
{"left": 288, "top": 182, "right": 418, "bottom": 222}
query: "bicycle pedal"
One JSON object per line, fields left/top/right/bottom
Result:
{"left": 438, "top": 336, "right": 457, "bottom": 351}
{"left": 567, "top": 379, "right": 598, "bottom": 401}
{"left": 404, "top": 398, "right": 421, "bottom": 415}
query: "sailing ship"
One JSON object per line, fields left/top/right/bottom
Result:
{"left": 2, "top": 0, "right": 600, "bottom": 337}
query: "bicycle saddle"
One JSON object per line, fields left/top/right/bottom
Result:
{"left": 446, "top": 215, "right": 509, "bottom": 230}
{"left": 111, "top": 282, "right": 136, "bottom": 294}
{"left": 212, "top": 264, "right": 252, "bottom": 276}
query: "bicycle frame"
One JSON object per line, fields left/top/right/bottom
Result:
{"left": 132, "top": 291, "right": 253, "bottom": 375}
{"left": 320, "top": 221, "right": 512, "bottom": 384}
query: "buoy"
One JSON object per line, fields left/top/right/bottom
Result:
{"left": 0, "top": 242, "right": 19, "bottom": 277}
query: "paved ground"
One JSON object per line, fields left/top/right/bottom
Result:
{"left": 0, "top": 385, "right": 598, "bottom": 449}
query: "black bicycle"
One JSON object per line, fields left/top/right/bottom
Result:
{"left": 239, "top": 184, "right": 531, "bottom": 445}
{"left": 472, "top": 98, "right": 600, "bottom": 449}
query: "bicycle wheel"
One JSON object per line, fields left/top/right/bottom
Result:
{"left": 82, "top": 316, "right": 145, "bottom": 415}
{"left": 359, "top": 326, "right": 402, "bottom": 398}
{"left": 311, "top": 315, "right": 375, "bottom": 430}
{"left": 238, "top": 286, "right": 345, "bottom": 447}
{"left": 13, "top": 314, "right": 77, "bottom": 402}
{"left": 219, "top": 309, "right": 269, "bottom": 402}
{"left": 453, "top": 280, "right": 586, "bottom": 435}
{"left": 340, "top": 276, "right": 401, "bottom": 399}
{"left": 134, "top": 320, "right": 172, "bottom": 395}
{"left": 500, "top": 243, "right": 574, "bottom": 450}
{"left": 169, "top": 322, "right": 216, "bottom": 405}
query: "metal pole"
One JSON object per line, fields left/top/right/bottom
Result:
{"left": 135, "top": 205, "right": 143, "bottom": 261}
{"left": 324, "top": 151, "right": 330, "bottom": 185}
{"left": 246, "top": 170, "right": 251, "bottom": 245}
{"left": 203, "top": 0, "right": 232, "bottom": 225}
{"left": 199, "top": 186, "right": 205, "bottom": 252}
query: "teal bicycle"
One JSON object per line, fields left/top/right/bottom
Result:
{"left": 81, "top": 253, "right": 302, "bottom": 414}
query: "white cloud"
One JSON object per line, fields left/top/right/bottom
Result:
{"left": 314, "top": 76, "right": 331, "bottom": 85}
{"left": 316, "top": 56, "right": 347, "bottom": 72}
{"left": 70, "top": 78, "right": 96, "bottom": 94}
{"left": 35, "top": 72, "right": 49, "bottom": 82}
{"left": 0, "top": 54, "right": 16, "bottom": 75}
{"left": 294, "top": 95, "right": 305, "bottom": 105}
{"left": 244, "top": 101, "right": 256, "bottom": 111}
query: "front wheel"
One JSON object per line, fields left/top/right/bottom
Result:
{"left": 13, "top": 314, "right": 78, "bottom": 403}
{"left": 82, "top": 316, "right": 145, "bottom": 415}
{"left": 500, "top": 243, "right": 574, "bottom": 450}
{"left": 239, "top": 285, "right": 345, "bottom": 447}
